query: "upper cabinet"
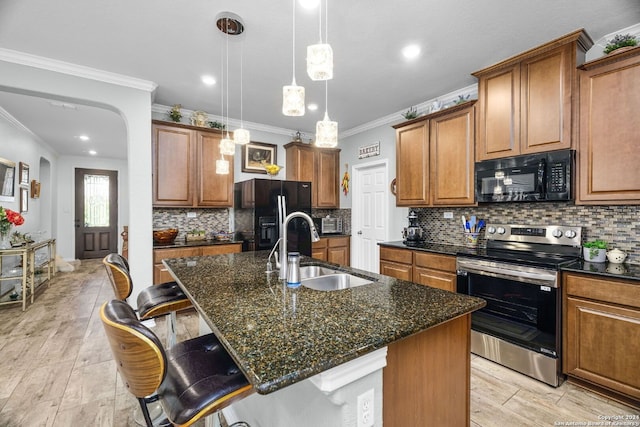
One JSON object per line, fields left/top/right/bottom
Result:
{"left": 577, "top": 47, "right": 640, "bottom": 204}
{"left": 152, "top": 121, "right": 234, "bottom": 207}
{"left": 284, "top": 142, "right": 341, "bottom": 208}
{"left": 473, "top": 29, "right": 592, "bottom": 161}
{"left": 393, "top": 102, "right": 476, "bottom": 207}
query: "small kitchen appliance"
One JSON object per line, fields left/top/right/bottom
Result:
{"left": 318, "top": 216, "right": 343, "bottom": 234}
{"left": 456, "top": 223, "right": 582, "bottom": 387}
{"left": 402, "top": 211, "right": 425, "bottom": 244}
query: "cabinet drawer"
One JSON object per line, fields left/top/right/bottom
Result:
{"left": 312, "top": 239, "right": 328, "bottom": 250}
{"left": 564, "top": 273, "right": 640, "bottom": 309}
{"left": 413, "top": 252, "right": 455, "bottom": 272}
{"left": 200, "top": 243, "right": 242, "bottom": 256}
{"left": 413, "top": 266, "right": 457, "bottom": 292}
{"left": 153, "top": 247, "right": 201, "bottom": 263}
{"left": 327, "top": 236, "right": 349, "bottom": 248}
{"left": 380, "top": 247, "right": 412, "bottom": 265}
{"left": 154, "top": 263, "right": 175, "bottom": 285}
{"left": 380, "top": 260, "right": 412, "bottom": 281}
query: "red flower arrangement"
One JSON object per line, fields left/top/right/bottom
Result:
{"left": 0, "top": 206, "right": 24, "bottom": 237}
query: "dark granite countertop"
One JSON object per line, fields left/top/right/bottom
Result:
{"left": 379, "top": 241, "right": 640, "bottom": 281}
{"left": 153, "top": 239, "right": 242, "bottom": 250}
{"left": 163, "top": 251, "right": 485, "bottom": 394}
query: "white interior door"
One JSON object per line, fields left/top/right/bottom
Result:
{"left": 352, "top": 160, "right": 388, "bottom": 273}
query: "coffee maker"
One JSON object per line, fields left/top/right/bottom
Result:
{"left": 402, "top": 210, "right": 425, "bottom": 244}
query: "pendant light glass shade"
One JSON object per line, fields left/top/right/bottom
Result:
{"left": 282, "top": 80, "right": 305, "bottom": 116}
{"left": 234, "top": 128, "right": 250, "bottom": 145}
{"left": 220, "top": 135, "right": 235, "bottom": 155}
{"left": 307, "top": 43, "right": 333, "bottom": 80}
{"left": 215, "top": 158, "right": 230, "bottom": 175}
{"left": 315, "top": 111, "right": 338, "bottom": 148}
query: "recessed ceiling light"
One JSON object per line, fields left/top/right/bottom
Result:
{"left": 402, "top": 44, "right": 421, "bottom": 60}
{"left": 78, "top": 135, "right": 90, "bottom": 141}
{"left": 88, "top": 150, "right": 97, "bottom": 156}
{"left": 307, "top": 103, "right": 318, "bottom": 111}
{"left": 201, "top": 75, "right": 216, "bottom": 86}
{"left": 299, "top": 0, "right": 320, "bottom": 9}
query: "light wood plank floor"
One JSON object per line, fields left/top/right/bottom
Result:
{"left": 0, "top": 259, "right": 637, "bottom": 426}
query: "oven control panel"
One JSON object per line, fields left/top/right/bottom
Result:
{"left": 485, "top": 224, "right": 582, "bottom": 247}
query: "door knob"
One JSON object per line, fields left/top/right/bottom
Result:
{"left": 357, "top": 230, "right": 363, "bottom": 235}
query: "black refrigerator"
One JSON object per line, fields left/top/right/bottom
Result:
{"left": 234, "top": 179, "right": 312, "bottom": 255}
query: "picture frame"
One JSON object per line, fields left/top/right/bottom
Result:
{"left": 241, "top": 141, "right": 277, "bottom": 174}
{"left": 19, "top": 162, "right": 29, "bottom": 186}
{"left": 31, "top": 180, "right": 41, "bottom": 199}
{"left": 0, "top": 157, "right": 16, "bottom": 202}
{"left": 20, "top": 187, "right": 28, "bottom": 213}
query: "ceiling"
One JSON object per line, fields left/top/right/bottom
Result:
{"left": 0, "top": 0, "right": 638, "bottom": 160}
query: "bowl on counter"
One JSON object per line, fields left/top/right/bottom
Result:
{"left": 153, "top": 228, "right": 178, "bottom": 244}
{"left": 214, "top": 231, "right": 233, "bottom": 242}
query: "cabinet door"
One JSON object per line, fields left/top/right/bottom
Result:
{"left": 327, "top": 238, "right": 349, "bottom": 267}
{"left": 520, "top": 45, "right": 573, "bottom": 154}
{"left": 286, "top": 145, "right": 317, "bottom": 205}
{"left": 413, "top": 267, "right": 456, "bottom": 292}
{"left": 476, "top": 64, "right": 520, "bottom": 161}
{"left": 578, "top": 50, "right": 640, "bottom": 204}
{"left": 197, "top": 132, "right": 234, "bottom": 207}
{"left": 312, "top": 238, "right": 328, "bottom": 261}
{"left": 395, "top": 120, "right": 429, "bottom": 206}
{"left": 565, "top": 297, "right": 640, "bottom": 400}
{"left": 316, "top": 150, "right": 340, "bottom": 208}
{"left": 153, "top": 125, "right": 195, "bottom": 206}
{"left": 430, "top": 106, "right": 476, "bottom": 206}
{"left": 380, "top": 260, "right": 412, "bottom": 281}
{"left": 200, "top": 243, "right": 242, "bottom": 256}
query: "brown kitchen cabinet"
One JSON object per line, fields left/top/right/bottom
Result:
{"left": 284, "top": 141, "right": 341, "bottom": 208}
{"left": 413, "top": 252, "right": 457, "bottom": 292}
{"left": 152, "top": 121, "right": 233, "bottom": 207}
{"left": 577, "top": 47, "right": 640, "bottom": 204}
{"left": 563, "top": 272, "right": 640, "bottom": 407}
{"left": 473, "top": 29, "right": 592, "bottom": 161}
{"left": 153, "top": 243, "right": 241, "bottom": 284}
{"left": 379, "top": 247, "right": 413, "bottom": 281}
{"left": 312, "top": 236, "right": 350, "bottom": 266}
{"left": 393, "top": 102, "right": 476, "bottom": 207}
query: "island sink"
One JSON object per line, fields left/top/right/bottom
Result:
{"left": 299, "top": 265, "right": 373, "bottom": 291}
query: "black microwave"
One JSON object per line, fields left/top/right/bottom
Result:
{"left": 476, "top": 150, "right": 574, "bottom": 203}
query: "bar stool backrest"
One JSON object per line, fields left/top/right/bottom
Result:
{"left": 100, "top": 300, "right": 167, "bottom": 398}
{"left": 103, "top": 253, "right": 133, "bottom": 300}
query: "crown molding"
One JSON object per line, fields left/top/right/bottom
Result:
{"left": 0, "top": 48, "right": 158, "bottom": 93}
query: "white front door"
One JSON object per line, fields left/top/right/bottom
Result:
{"left": 352, "top": 160, "right": 389, "bottom": 273}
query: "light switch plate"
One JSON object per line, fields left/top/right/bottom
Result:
{"left": 187, "top": 212, "right": 197, "bottom": 218}
{"left": 444, "top": 211, "right": 453, "bottom": 219}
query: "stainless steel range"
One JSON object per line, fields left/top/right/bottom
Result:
{"left": 456, "top": 223, "right": 582, "bottom": 387}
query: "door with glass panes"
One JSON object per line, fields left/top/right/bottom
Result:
{"left": 74, "top": 168, "right": 118, "bottom": 259}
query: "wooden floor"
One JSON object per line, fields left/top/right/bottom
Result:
{"left": 0, "top": 259, "right": 637, "bottom": 426}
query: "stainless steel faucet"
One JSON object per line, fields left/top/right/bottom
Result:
{"left": 279, "top": 211, "right": 320, "bottom": 280}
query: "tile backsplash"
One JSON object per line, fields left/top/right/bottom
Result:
{"left": 413, "top": 203, "right": 640, "bottom": 265}
{"left": 153, "top": 208, "right": 230, "bottom": 240}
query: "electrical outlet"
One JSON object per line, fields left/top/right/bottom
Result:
{"left": 186, "top": 211, "right": 197, "bottom": 218}
{"left": 443, "top": 211, "right": 453, "bottom": 219}
{"left": 357, "top": 389, "right": 374, "bottom": 427}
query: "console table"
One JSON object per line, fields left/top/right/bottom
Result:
{"left": 0, "top": 239, "right": 56, "bottom": 310}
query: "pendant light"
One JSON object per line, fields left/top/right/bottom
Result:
{"left": 219, "top": 16, "right": 235, "bottom": 156}
{"left": 234, "top": 41, "right": 250, "bottom": 145}
{"left": 306, "top": 0, "right": 333, "bottom": 81}
{"left": 216, "top": 155, "right": 230, "bottom": 175}
{"left": 282, "top": 0, "right": 305, "bottom": 116}
{"left": 315, "top": 0, "right": 337, "bottom": 147}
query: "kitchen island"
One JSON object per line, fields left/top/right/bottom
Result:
{"left": 163, "top": 251, "right": 485, "bottom": 426}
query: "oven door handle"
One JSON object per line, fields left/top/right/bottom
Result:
{"left": 457, "top": 263, "right": 558, "bottom": 287}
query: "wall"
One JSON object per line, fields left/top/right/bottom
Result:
{"left": 0, "top": 112, "right": 57, "bottom": 238}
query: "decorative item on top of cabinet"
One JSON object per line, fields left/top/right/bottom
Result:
{"left": 393, "top": 101, "right": 476, "bottom": 207}
{"left": 563, "top": 272, "right": 640, "bottom": 408}
{"left": 472, "top": 29, "right": 593, "bottom": 161}
{"left": 284, "top": 141, "right": 340, "bottom": 208}
{"left": 577, "top": 46, "right": 640, "bottom": 204}
{"left": 152, "top": 120, "right": 233, "bottom": 207}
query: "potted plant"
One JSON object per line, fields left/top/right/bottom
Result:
{"left": 402, "top": 106, "right": 419, "bottom": 120}
{"left": 168, "top": 104, "right": 182, "bottom": 122}
{"left": 603, "top": 34, "right": 638, "bottom": 55}
{"left": 583, "top": 239, "right": 607, "bottom": 262}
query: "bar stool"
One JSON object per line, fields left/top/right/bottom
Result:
{"left": 100, "top": 300, "right": 253, "bottom": 427}
{"left": 102, "top": 253, "right": 192, "bottom": 347}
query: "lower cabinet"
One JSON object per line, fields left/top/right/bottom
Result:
{"left": 312, "top": 236, "right": 350, "bottom": 266}
{"left": 380, "top": 246, "right": 457, "bottom": 291}
{"left": 153, "top": 243, "right": 242, "bottom": 284}
{"left": 563, "top": 272, "right": 640, "bottom": 406}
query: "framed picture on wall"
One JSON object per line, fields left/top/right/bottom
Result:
{"left": 19, "top": 162, "right": 29, "bottom": 186}
{"left": 241, "top": 141, "right": 277, "bottom": 174}
{"left": 0, "top": 157, "right": 16, "bottom": 202}
{"left": 20, "top": 187, "right": 28, "bottom": 213}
